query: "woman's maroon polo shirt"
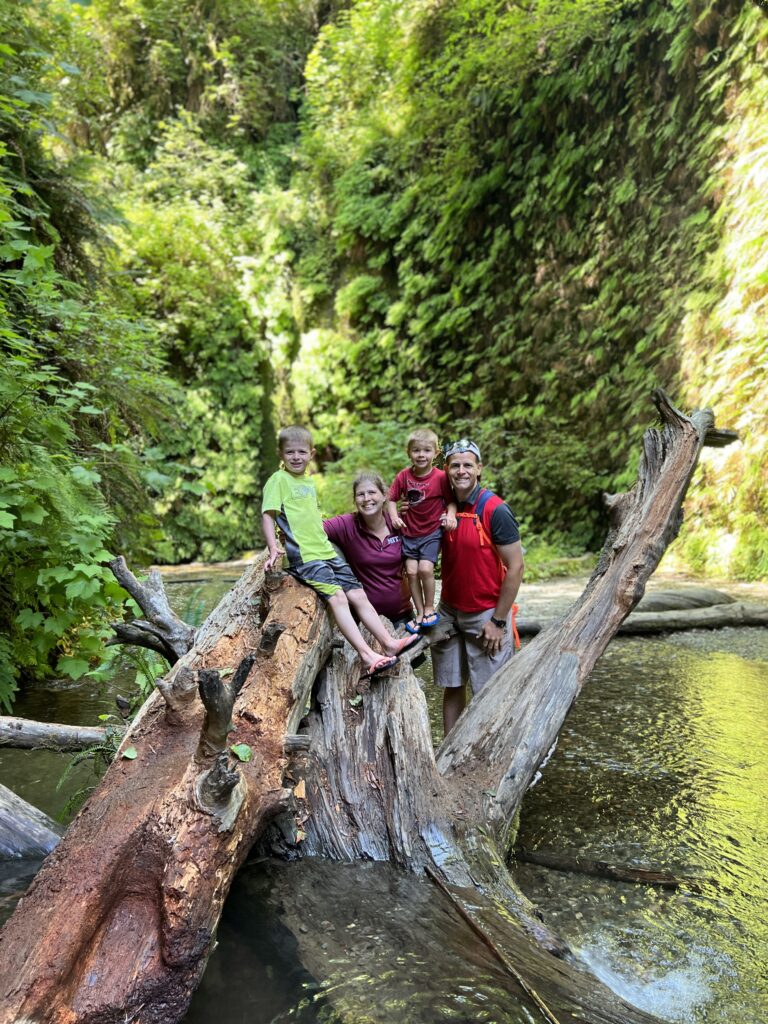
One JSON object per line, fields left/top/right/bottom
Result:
{"left": 323, "top": 512, "right": 411, "bottom": 621}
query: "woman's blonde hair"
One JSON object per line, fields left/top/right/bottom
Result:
{"left": 352, "top": 470, "right": 387, "bottom": 500}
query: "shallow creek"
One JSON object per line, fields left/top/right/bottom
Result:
{"left": 1, "top": 572, "right": 766, "bottom": 1023}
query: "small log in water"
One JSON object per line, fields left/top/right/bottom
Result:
{"left": 516, "top": 847, "right": 702, "bottom": 891}
{"left": 517, "top": 600, "right": 768, "bottom": 636}
{"left": 0, "top": 717, "right": 114, "bottom": 752}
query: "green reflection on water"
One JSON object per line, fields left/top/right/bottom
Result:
{"left": 514, "top": 637, "right": 768, "bottom": 1024}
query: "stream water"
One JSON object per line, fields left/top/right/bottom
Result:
{"left": 1, "top": 573, "right": 766, "bottom": 1023}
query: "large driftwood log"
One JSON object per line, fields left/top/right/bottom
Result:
{"left": 0, "top": 562, "right": 333, "bottom": 1023}
{"left": 0, "top": 392, "right": 734, "bottom": 1024}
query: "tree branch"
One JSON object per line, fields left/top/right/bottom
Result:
{"left": 108, "top": 556, "right": 195, "bottom": 664}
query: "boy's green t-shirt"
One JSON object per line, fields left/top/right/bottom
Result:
{"left": 262, "top": 468, "right": 337, "bottom": 566}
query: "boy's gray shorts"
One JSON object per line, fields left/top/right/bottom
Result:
{"left": 430, "top": 602, "right": 513, "bottom": 695}
{"left": 287, "top": 557, "right": 362, "bottom": 602}
{"left": 401, "top": 528, "right": 442, "bottom": 564}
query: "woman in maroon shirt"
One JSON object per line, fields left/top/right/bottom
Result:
{"left": 323, "top": 472, "right": 412, "bottom": 627}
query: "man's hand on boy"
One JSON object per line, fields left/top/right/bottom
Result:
{"left": 441, "top": 511, "right": 457, "bottom": 531}
{"left": 265, "top": 547, "right": 284, "bottom": 570}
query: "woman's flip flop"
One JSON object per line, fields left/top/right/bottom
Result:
{"left": 360, "top": 655, "right": 398, "bottom": 681}
{"left": 394, "top": 634, "right": 422, "bottom": 658}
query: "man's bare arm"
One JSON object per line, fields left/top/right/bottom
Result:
{"left": 479, "top": 541, "right": 524, "bottom": 653}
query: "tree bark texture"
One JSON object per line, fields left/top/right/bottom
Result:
{"left": 0, "top": 392, "right": 733, "bottom": 1024}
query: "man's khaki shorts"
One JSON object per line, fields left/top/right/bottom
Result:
{"left": 430, "top": 601, "right": 513, "bottom": 695}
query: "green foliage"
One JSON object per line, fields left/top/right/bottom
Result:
{"left": 2, "top": 0, "right": 763, "bottom": 656}
{"left": 107, "top": 117, "right": 281, "bottom": 560}
{"left": 670, "top": 2, "right": 768, "bottom": 576}
{"left": 69, "top": 0, "right": 321, "bottom": 167}
{"left": 311, "top": 419, "right": 407, "bottom": 515}
{"left": 230, "top": 742, "right": 252, "bottom": 762}
{"left": 56, "top": 717, "right": 122, "bottom": 819}
{"left": 286, "top": 0, "right": 765, "bottom": 573}
{"left": 0, "top": 0, "right": 176, "bottom": 706}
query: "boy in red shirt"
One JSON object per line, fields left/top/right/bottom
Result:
{"left": 387, "top": 428, "right": 457, "bottom": 633}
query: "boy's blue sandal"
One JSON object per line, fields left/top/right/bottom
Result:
{"left": 405, "top": 618, "right": 423, "bottom": 635}
{"left": 420, "top": 612, "right": 440, "bottom": 629}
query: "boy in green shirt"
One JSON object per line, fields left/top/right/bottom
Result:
{"left": 262, "top": 426, "right": 418, "bottom": 679}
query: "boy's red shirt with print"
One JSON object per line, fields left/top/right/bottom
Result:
{"left": 388, "top": 467, "right": 453, "bottom": 538}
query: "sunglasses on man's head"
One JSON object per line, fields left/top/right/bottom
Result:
{"left": 443, "top": 438, "right": 481, "bottom": 460}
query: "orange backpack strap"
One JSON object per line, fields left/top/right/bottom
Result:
{"left": 511, "top": 602, "right": 520, "bottom": 650}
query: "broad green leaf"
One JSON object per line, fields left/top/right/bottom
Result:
{"left": 57, "top": 656, "right": 91, "bottom": 680}
{"left": 230, "top": 743, "right": 252, "bottom": 762}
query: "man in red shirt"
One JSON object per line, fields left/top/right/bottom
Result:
{"left": 432, "top": 439, "right": 525, "bottom": 735}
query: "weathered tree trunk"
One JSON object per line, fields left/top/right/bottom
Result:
{"left": 0, "top": 392, "right": 733, "bottom": 1024}
{"left": 0, "top": 563, "right": 333, "bottom": 1023}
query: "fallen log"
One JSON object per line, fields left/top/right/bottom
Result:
{"left": 0, "top": 391, "right": 735, "bottom": 1024}
{"left": 635, "top": 585, "right": 734, "bottom": 611}
{"left": 0, "top": 717, "right": 115, "bottom": 752}
{"left": 0, "top": 784, "right": 62, "bottom": 860}
{"left": 517, "top": 600, "right": 768, "bottom": 636}
{"left": 0, "top": 563, "right": 334, "bottom": 1023}
{"left": 515, "top": 846, "right": 702, "bottom": 891}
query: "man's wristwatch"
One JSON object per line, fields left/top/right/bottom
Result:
{"left": 490, "top": 616, "right": 507, "bottom": 630}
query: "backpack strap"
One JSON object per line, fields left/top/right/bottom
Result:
{"left": 473, "top": 488, "right": 494, "bottom": 524}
